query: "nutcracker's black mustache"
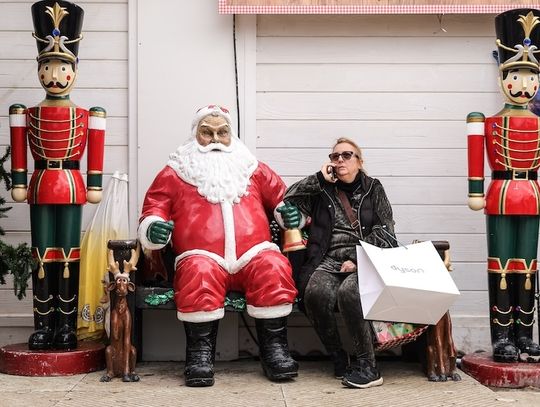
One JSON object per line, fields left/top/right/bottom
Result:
{"left": 510, "top": 90, "right": 533, "bottom": 98}
{"left": 44, "top": 81, "right": 68, "bottom": 89}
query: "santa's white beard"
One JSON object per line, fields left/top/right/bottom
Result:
{"left": 167, "top": 138, "right": 258, "bottom": 204}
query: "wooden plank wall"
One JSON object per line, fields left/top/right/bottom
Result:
{"left": 0, "top": 0, "right": 128, "bottom": 341}
{"left": 255, "top": 14, "right": 507, "bottom": 350}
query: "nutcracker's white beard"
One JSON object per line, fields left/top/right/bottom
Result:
{"left": 167, "top": 138, "right": 258, "bottom": 204}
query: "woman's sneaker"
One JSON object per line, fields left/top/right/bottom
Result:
{"left": 341, "top": 359, "right": 383, "bottom": 389}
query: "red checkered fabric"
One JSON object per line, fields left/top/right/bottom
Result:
{"left": 374, "top": 325, "right": 429, "bottom": 352}
{"left": 219, "top": 1, "right": 528, "bottom": 15}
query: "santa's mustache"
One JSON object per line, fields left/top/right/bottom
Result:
{"left": 44, "top": 81, "right": 68, "bottom": 89}
{"left": 197, "top": 141, "right": 233, "bottom": 153}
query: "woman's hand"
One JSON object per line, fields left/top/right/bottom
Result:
{"left": 321, "top": 162, "right": 337, "bottom": 183}
{"left": 340, "top": 260, "right": 357, "bottom": 273}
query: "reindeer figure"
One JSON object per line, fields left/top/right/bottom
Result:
{"left": 100, "top": 240, "right": 140, "bottom": 383}
{"left": 425, "top": 241, "right": 461, "bottom": 382}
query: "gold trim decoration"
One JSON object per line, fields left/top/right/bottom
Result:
{"left": 46, "top": 2, "right": 69, "bottom": 30}
{"left": 87, "top": 186, "right": 103, "bottom": 191}
{"left": 516, "top": 318, "right": 535, "bottom": 327}
{"left": 89, "top": 110, "right": 106, "bottom": 118}
{"left": 33, "top": 295, "right": 53, "bottom": 303}
{"left": 58, "top": 307, "right": 77, "bottom": 315}
{"left": 525, "top": 273, "right": 532, "bottom": 290}
{"left": 63, "top": 262, "right": 69, "bottom": 278}
{"left": 468, "top": 193, "right": 485, "bottom": 197}
{"left": 493, "top": 318, "right": 514, "bottom": 326}
{"left": 58, "top": 294, "right": 76, "bottom": 303}
{"left": 500, "top": 272, "right": 507, "bottom": 290}
{"left": 493, "top": 305, "right": 513, "bottom": 314}
{"left": 38, "top": 261, "right": 45, "bottom": 279}
{"left": 9, "top": 106, "right": 26, "bottom": 114}
{"left": 34, "top": 307, "right": 54, "bottom": 316}
{"left": 87, "top": 170, "right": 103, "bottom": 175}
{"left": 467, "top": 117, "right": 485, "bottom": 123}
{"left": 468, "top": 177, "right": 484, "bottom": 181}
{"left": 518, "top": 11, "right": 540, "bottom": 40}
{"left": 11, "top": 168, "right": 27, "bottom": 173}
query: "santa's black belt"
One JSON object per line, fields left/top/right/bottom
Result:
{"left": 492, "top": 170, "right": 537, "bottom": 180}
{"left": 35, "top": 160, "right": 80, "bottom": 170}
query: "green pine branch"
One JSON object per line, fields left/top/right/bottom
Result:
{"left": 0, "top": 147, "right": 34, "bottom": 298}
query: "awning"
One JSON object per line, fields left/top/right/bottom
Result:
{"left": 219, "top": 1, "right": 540, "bottom": 15}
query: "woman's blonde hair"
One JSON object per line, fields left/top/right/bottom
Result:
{"left": 332, "top": 137, "right": 365, "bottom": 173}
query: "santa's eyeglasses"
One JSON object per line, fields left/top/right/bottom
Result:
{"left": 328, "top": 151, "right": 358, "bottom": 162}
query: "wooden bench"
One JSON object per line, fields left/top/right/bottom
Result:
{"left": 121, "top": 229, "right": 459, "bottom": 381}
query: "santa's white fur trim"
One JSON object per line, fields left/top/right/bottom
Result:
{"left": 221, "top": 202, "right": 237, "bottom": 264}
{"left": 175, "top": 249, "right": 230, "bottom": 272}
{"left": 177, "top": 308, "right": 224, "bottom": 323}
{"left": 273, "top": 201, "right": 307, "bottom": 230}
{"left": 231, "top": 242, "right": 280, "bottom": 274}
{"left": 138, "top": 215, "right": 169, "bottom": 251}
{"left": 174, "top": 242, "right": 280, "bottom": 275}
{"left": 247, "top": 303, "right": 293, "bottom": 319}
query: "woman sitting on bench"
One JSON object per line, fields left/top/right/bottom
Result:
{"left": 277, "top": 137, "right": 397, "bottom": 389}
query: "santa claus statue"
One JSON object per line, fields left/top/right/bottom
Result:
{"left": 138, "top": 105, "right": 298, "bottom": 387}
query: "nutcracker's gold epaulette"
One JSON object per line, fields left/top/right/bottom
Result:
{"left": 9, "top": 104, "right": 27, "bottom": 114}
{"left": 467, "top": 112, "right": 485, "bottom": 123}
{"left": 89, "top": 107, "right": 106, "bottom": 118}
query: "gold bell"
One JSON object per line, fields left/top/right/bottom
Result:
{"left": 282, "top": 228, "right": 306, "bottom": 253}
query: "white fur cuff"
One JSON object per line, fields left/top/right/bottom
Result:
{"left": 247, "top": 303, "right": 293, "bottom": 319}
{"left": 177, "top": 308, "right": 224, "bottom": 323}
{"left": 138, "top": 215, "right": 169, "bottom": 251}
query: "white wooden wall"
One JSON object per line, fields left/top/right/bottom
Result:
{"left": 254, "top": 13, "right": 512, "bottom": 351}
{"left": 2, "top": 3, "right": 534, "bottom": 354}
{"left": 0, "top": 0, "right": 128, "bottom": 343}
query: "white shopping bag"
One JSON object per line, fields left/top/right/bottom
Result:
{"left": 356, "top": 241, "right": 460, "bottom": 325}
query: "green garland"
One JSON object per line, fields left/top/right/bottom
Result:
{"left": 0, "top": 147, "right": 35, "bottom": 299}
{"left": 144, "top": 289, "right": 174, "bottom": 306}
{"left": 144, "top": 289, "right": 248, "bottom": 312}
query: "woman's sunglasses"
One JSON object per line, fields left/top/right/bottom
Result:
{"left": 328, "top": 151, "right": 358, "bottom": 162}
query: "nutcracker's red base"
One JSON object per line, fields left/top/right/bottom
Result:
{"left": 0, "top": 341, "right": 105, "bottom": 376}
{"left": 461, "top": 352, "right": 540, "bottom": 388}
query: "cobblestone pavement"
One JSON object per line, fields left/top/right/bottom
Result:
{"left": 1, "top": 360, "right": 539, "bottom": 407}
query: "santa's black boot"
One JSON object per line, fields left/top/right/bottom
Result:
{"left": 255, "top": 317, "right": 298, "bottom": 381}
{"left": 183, "top": 320, "right": 219, "bottom": 387}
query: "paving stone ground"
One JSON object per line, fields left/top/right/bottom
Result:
{"left": 1, "top": 360, "right": 539, "bottom": 407}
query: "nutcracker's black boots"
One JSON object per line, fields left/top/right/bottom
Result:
{"left": 488, "top": 274, "right": 518, "bottom": 363}
{"left": 513, "top": 273, "right": 540, "bottom": 363}
{"left": 28, "top": 263, "right": 56, "bottom": 350}
{"left": 53, "top": 262, "right": 80, "bottom": 350}
{"left": 183, "top": 320, "right": 219, "bottom": 387}
{"left": 255, "top": 317, "right": 298, "bottom": 381}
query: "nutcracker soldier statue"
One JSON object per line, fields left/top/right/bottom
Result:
{"left": 467, "top": 8, "right": 540, "bottom": 363}
{"left": 9, "top": 0, "right": 105, "bottom": 350}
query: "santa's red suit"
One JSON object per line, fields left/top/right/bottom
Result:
{"left": 138, "top": 142, "right": 297, "bottom": 323}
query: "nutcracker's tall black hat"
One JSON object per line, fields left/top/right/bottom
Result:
{"left": 31, "top": 0, "right": 84, "bottom": 64}
{"left": 496, "top": 8, "right": 540, "bottom": 73}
